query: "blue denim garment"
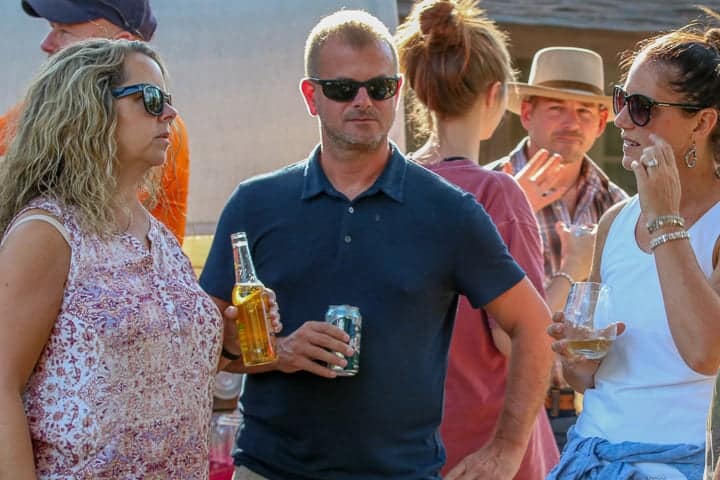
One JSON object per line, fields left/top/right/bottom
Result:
{"left": 547, "top": 426, "right": 705, "bottom": 480}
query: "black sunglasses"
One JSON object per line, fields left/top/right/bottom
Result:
{"left": 612, "top": 85, "right": 707, "bottom": 127}
{"left": 309, "top": 76, "right": 401, "bottom": 102}
{"left": 111, "top": 83, "right": 172, "bottom": 116}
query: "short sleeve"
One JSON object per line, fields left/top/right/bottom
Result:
{"left": 452, "top": 194, "right": 525, "bottom": 308}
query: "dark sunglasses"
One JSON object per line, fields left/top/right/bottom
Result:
{"left": 111, "top": 83, "right": 172, "bottom": 116}
{"left": 612, "top": 85, "right": 707, "bottom": 127}
{"left": 309, "top": 76, "right": 401, "bottom": 102}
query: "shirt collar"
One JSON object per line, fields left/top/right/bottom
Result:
{"left": 301, "top": 143, "right": 407, "bottom": 203}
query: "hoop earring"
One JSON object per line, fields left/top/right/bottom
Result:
{"left": 684, "top": 142, "right": 697, "bottom": 168}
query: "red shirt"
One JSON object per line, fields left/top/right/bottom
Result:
{"left": 426, "top": 158, "right": 559, "bottom": 479}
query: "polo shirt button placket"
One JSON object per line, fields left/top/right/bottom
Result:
{"left": 344, "top": 235, "right": 352, "bottom": 244}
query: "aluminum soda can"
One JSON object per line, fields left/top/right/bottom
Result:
{"left": 325, "top": 305, "right": 361, "bottom": 376}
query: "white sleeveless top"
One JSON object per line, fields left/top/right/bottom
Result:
{"left": 577, "top": 195, "right": 719, "bottom": 447}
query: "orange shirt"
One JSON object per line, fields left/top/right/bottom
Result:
{"left": 0, "top": 104, "right": 190, "bottom": 245}
{"left": 152, "top": 115, "right": 190, "bottom": 244}
{"left": 0, "top": 103, "right": 21, "bottom": 157}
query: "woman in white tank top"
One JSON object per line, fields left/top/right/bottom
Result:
{"left": 547, "top": 11, "right": 720, "bottom": 480}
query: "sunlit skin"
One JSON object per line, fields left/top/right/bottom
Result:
{"left": 113, "top": 52, "right": 177, "bottom": 188}
{"left": 521, "top": 97, "right": 608, "bottom": 165}
{"left": 481, "top": 83, "right": 508, "bottom": 141}
{"left": 615, "top": 56, "right": 696, "bottom": 171}
{"left": 300, "top": 36, "right": 401, "bottom": 155}
{"left": 40, "top": 19, "right": 132, "bottom": 55}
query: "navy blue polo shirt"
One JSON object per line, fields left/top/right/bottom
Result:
{"left": 200, "top": 145, "right": 524, "bottom": 480}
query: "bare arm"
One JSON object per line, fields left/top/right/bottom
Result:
{"left": 0, "top": 219, "right": 70, "bottom": 480}
{"left": 446, "top": 277, "right": 553, "bottom": 480}
{"left": 545, "top": 223, "right": 597, "bottom": 313}
{"left": 658, "top": 243, "right": 720, "bottom": 374}
{"left": 548, "top": 200, "right": 627, "bottom": 393}
{"left": 634, "top": 136, "right": 720, "bottom": 374}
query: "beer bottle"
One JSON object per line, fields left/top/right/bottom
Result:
{"left": 230, "top": 232, "right": 277, "bottom": 366}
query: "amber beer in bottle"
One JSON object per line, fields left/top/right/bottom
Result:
{"left": 230, "top": 232, "right": 277, "bottom": 366}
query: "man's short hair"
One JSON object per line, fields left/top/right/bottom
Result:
{"left": 304, "top": 10, "right": 398, "bottom": 77}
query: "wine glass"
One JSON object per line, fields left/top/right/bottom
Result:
{"left": 563, "top": 282, "right": 616, "bottom": 360}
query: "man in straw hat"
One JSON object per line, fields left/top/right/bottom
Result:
{"left": 490, "top": 46, "right": 628, "bottom": 448}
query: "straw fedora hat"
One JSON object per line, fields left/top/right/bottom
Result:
{"left": 507, "top": 46, "right": 614, "bottom": 122}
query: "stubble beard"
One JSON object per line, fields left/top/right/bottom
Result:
{"left": 323, "top": 125, "right": 387, "bottom": 153}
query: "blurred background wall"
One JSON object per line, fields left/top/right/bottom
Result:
{"left": 3, "top": 0, "right": 717, "bottom": 238}
{"left": 1, "top": 0, "right": 403, "bottom": 236}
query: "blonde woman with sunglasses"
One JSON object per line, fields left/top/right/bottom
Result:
{"left": 0, "top": 39, "right": 242, "bottom": 479}
{"left": 548, "top": 10, "right": 720, "bottom": 480}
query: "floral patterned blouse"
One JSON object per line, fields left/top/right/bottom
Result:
{"left": 11, "top": 198, "right": 222, "bottom": 479}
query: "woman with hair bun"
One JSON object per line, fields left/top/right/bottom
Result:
{"left": 547, "top": 9, "right": 720, "bottom": 480}
{"left": 396, "top": 1, "right": 559, "bottom": 478}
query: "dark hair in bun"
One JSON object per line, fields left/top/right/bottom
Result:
{"left": 419, "top": 0, "right": 463, "bottom": 47}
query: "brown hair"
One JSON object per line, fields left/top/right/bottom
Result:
{"left": 395, "top": 0, "right": 514, "bottom": 135}
{"left": 304, "top": 10, "right": 398, "bottom": 77}
{"left": 620, "top": 7, "right": 720, "bottom": 164}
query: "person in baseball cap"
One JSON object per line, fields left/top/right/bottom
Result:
{"left": 1, "top": 0, "right": 190, "bottom": 245}
{"left": 22, "top": 0, "right": 157, "bottom": 43}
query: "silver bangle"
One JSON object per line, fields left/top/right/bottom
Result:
{"left": 649, "top": 230, "right": 690, "bottom": 251}
{"left": 646, "top": 215, "right": 685, "bottom": 234}
{"left": 551, "top": 271, "right": 574, "bottom": 285}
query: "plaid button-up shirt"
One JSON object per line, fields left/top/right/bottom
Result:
{"left": 491, "top": 138, "right": 628, "bottom": 282}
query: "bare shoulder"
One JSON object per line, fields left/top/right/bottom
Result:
{"left": 0, "top": 209, "right": 70, "bottom": 390}
{"left": 597, "top": 198, "right": 631, "bottom": 241}
{"left": 589, "top": 198, "right": 632, "bottom": 283}
{"left": 1, "top": 208, "right": 70, "bottom": 272}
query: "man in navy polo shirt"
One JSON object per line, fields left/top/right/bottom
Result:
{"left": 200, "top": 9, "right": 553, "bottom": 480}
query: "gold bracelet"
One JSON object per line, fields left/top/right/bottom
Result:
{"left": 551, "top": 271, "right": 574, "bottom": 285}
{"left": 649, "top": 230, "right": 690, "bottom": 251}
{"left": 646, "top": 215, "right": 685, "bottom": 234}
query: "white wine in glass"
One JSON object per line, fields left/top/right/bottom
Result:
{"left": 563, "top": 282, "right": 616, "bottom": 360}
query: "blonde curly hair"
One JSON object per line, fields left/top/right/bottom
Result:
{"left": 0, "top": 38, "right": 169, "bottom": 236}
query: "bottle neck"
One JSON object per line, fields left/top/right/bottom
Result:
{"left": 232, "top": 238, "right": 260, "bottom": 284}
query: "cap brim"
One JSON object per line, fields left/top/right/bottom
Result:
{"left": 507, "top": 83, "right": 614, "bottom": 122}
{"left": 22, "top": 0, "right": 96, "bottom": 24}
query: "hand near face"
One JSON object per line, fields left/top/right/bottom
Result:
{"left": 631, "top": 134, "right": 682, "bottom": 219}
{"left": 514, "top": 148, "right": 567, "bottom": 212}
